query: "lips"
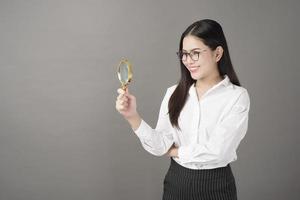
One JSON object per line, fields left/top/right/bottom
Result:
{"left": 188, "top": 66, "right": 199, "bottom": 72}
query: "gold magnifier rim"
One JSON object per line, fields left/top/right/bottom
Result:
{"left": 117, "top": 58, "right": 133, "bottom": 90}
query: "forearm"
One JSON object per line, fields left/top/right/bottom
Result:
{"left": 132, "top": 118, "right": 174, "bottom": 156}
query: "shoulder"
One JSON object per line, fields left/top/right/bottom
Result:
{"left": 166, "top": 84, "right": 178, "bottom": 94}
{"left": 231, "top": 84, "right": 248, "bottom": 94}
{"left": 160, "top": 84, "right": 178, "bottom": 102}
{"left": 229, "top": 84, "right": 250, "bottom": 106}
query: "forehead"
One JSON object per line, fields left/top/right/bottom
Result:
{"left": 182, "top": 35, "right": 207, "bottom": 51}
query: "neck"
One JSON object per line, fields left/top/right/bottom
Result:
{"left": 195, "top": 74, "right": 223, "bottom": 90}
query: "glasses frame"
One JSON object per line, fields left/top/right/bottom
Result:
{"left": 176, "top": 49, "right": 207, "bottom": 62}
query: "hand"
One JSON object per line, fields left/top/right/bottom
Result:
{"left": 115, "top": 88, "right": 138, "bottom": 120}
{"left": 166, "top": 144, "right": 179, "bottom": 158}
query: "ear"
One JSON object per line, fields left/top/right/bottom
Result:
{"left": 215, "top": 46, "right": 224, "bottom": 62}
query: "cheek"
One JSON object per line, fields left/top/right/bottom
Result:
{"left": 182, "top": 60, "right": 202, "bottom": 67}
{"left": 201, "top": 56, "right": 215, "bottom": 67}
{"left": 196, "top": 59, "right": 207, "bottom": 68}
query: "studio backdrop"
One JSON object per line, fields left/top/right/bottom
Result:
{"left": 0, "top": 0, "right": 299, "bottom": 199}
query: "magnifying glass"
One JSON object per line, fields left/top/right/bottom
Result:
{"left": 117, "top": 58, "right": 133, "bottom": 90}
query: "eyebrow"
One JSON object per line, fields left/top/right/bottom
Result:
{"left": 182, "top": 48, "right": 202, "bottom": 52}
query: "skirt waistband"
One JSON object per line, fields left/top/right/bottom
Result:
{"left": 168, "top": 157, "right": 233, "bottom": 181}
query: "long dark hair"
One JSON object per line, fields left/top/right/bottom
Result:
{"left": 168, "top": 19, "right": 241, "bottom": 130}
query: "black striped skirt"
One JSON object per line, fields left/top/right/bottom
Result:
{"left": 162, "top": 158, "right": 237, "bottom": 200}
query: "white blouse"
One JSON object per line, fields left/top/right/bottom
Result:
{"left": 133, "top": 75, "right": 250, "bottom": 169}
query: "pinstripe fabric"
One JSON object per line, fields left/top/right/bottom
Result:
{"left": 163, "top": 158, "right": 237, "bottom": 200}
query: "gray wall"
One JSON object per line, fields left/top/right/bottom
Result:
{"left": 0, "top": 0, "right": 299, "bottom": 199}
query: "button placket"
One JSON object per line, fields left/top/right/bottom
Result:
{"left": 190, "top": 96, "right": 199, "bottom": 144}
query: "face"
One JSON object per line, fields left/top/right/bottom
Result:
{"left": 181, "top": 35, "right": 222, "bottom": 81}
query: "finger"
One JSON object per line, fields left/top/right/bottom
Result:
{"left": 120, "top": 104, "right": 128, "bottom": 111}
{"left": 116, "top": 99, "right": 126, "bottom": 107}
{"left": 125, "top": 87, "right": 129, "bottom": 94}
{"left": 125, "top": 87, "right": 132, "bottom": 96}
{"left": 116, "top": 103, "right": 126, "bottom": 111}
{"left": 120, "top": 100, "right": 128, "bottom": 105}
{"left": 117, "top": 98, "right": 129, "bottom": 108}
{"left": 122, "top": 97, "right": 129, "bottom": 103}
{"left": 117, "top": 91, "right": 128, "bottom": 99}
{"left": 117, "top": 94, "right": 124, "bottom": 100}
{"left": 115, "top": 102, "right": 121, "bottom": 111}
{"left": 117, "top": 88, "right": 125, "bottom": 95}
{"left": 118, "top": 99, "right": 124, "bottom": 105}
{"left": 117, "top": 95, "right": 128, "bottom": 102}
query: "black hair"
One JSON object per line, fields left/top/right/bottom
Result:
{"left": 168, "top": 19, "right": 240, "bottom": 129}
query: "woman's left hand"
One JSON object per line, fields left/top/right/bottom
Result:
{"left": 166, "top": 144, "right": 179, "bottom": 158}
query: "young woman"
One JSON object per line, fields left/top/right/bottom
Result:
{"left": 115, "top": 19, "right": 250, "bottom": 200}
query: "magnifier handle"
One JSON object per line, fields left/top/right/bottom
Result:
{"left": 121, "top": 84, "right": 128, "bottom": 91}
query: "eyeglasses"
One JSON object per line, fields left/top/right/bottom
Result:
{"left": 176, "top": 49, "right": 207, "bottom": 61}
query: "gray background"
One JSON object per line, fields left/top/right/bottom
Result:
{"left": 0, "top": 0, "right": 299, "bottom": 199}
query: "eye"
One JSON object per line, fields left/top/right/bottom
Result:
{"left": 191, "top": 51, "right": 200, "bottom": 56}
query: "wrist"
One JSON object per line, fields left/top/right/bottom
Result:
{"left": 173, "top": 148, "right": 179, "bottom": 158}
{"left": 168, "top": 146, "right": 179, "bottom": 158}
{"left": 126, "top": 113, "right": 142, "bottom": 130}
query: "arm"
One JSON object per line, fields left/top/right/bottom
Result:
{"left": 133, "top": 88, "right": 174, "bottom": 156}
{"left": 177, "top": 90, "right": 250, "bottom": 165}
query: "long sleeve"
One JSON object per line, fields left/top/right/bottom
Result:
{"left": 178, "top": 90, "right": 250, "bottom": 165}
{"left": 133, "top": 88, "right": 174, "bottom": 156}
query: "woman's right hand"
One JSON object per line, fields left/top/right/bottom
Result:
{"left": 115, "top": 88, "right": 138, "bottom": 120}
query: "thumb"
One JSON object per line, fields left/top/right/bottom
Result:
{"left": 124, "top": 87, "right": 130, "bottom": 95}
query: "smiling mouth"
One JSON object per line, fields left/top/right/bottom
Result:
{"left": 188, "top": 66, "right": 199, "bottom": 71}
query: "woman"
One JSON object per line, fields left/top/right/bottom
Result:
{"left": 115, "top": 19, "right": 250, "bottom": 200}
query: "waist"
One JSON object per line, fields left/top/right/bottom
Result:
{"left": 168, "top": 157, "right": 234, "bottom": 180}
{"left": 172, "top": 155, "right": 236, "bottom": 170}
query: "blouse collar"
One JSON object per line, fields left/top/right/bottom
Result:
{"left": 188, "top": 74, "right": 232, "bottom": 97}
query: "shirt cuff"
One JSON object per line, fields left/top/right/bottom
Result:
{"left": 133, "top": 119, "right": 152, "bottom": 139}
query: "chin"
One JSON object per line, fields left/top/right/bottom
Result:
{"left": 191, "top": 73, "right": 203, "bottom": 80}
